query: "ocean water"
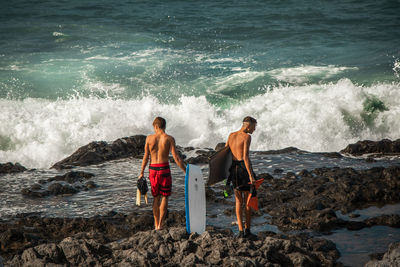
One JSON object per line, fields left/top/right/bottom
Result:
{"left": 1, "top": 0, "right": 400, "bottom": 168}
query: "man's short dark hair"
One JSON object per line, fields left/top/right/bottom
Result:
{"left": 153, "top": 117, "right": 166, "bottom": 129}
{"left": 243, "top": 116, "right": 257, "bottom": 124}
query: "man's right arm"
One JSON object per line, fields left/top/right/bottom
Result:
{"left": 139, "top": 137, "right": 150, "bottom": 179}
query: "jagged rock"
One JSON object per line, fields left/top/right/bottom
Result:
{"left": 0, "top": 162, "right": 27, "bottom": 174}
{"left": 259, "top": 165, "right": 400, "bottom": 231}
{"left": 105, "top": 227, "right": 339, "bottom": 266}
{"left": 51, "top": 135, "right": 147, "bottom": 169}
{"left": 365, "top": 242, "right": 400, "bottom": 267}
{"left": 2, "top": 217, "right": 341, "bottom": 266}
{"left": 184, "top": 148, "right": 215, "bottom": 164}
{"left": 258, "top": 172, "right": 274, "bottom": 180}
{"left": 21, "top": 171, "right": 96, "bottom": 198}
{"left": 317, "top": 152, "right": 343, "bottom": 158}
{"left": 59, "top": 237, "right": 111, "bottom": 266}
{"left": 49, "top": 171, "right": 94, "bottom": 183}
{"left": 364, "top": 214, "right": 400, "bottom": 228}
{"left": 341, "top": 138, "right": 400, "bottom": 155}
{"left": 0, "top": 210, "right": 186, "bottom": 260}
{"left": 48, "top": 182, "right": 79, "bottom": 195}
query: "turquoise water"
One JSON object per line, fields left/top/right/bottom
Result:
{"left": 1, "top": 0, "right": 400, "bottom": 168}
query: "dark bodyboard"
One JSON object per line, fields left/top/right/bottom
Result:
{"left": 207, "top": 146, "right": 232, "bottom": 186}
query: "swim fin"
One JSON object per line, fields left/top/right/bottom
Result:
{"left": 136, "top": 177, "right": 149, "bottom": 206}
{"left": 136, "top": 189, "right": 141, "bottom": 206}
{"left": 246, "top": 178, "right": 264, "bottom": 211}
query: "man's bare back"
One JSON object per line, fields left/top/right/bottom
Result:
{"left": 139, "top": 124, "right": 185, "bottom": 178}
{"left": 227, "top": 131, "right": 251, "bottom": 161}
{"left": 146, "top": 132, "right": 173, "bottom": 164}
{"left": 226, "top": 120, "right": 256, "bottom": 183}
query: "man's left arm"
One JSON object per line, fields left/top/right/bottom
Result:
{"left": 243, "top": 136, "right": 255, "bottom": 183}
{"left": 170, "top": 137, "right": 186, "bottom": 173}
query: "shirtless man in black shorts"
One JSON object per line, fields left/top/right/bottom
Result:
{"left": 226, "top": 116, "right": 257, "bottom": 238}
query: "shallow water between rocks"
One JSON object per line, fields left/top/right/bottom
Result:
{"left": 1, "top": 151, "right": 399, "bottom": 266}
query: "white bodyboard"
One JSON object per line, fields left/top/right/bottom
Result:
{"left": 185, "top": 164, "right": 206, "bottom": 234}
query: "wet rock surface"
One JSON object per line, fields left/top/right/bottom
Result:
{"left": 3, "top": 138, "right": 400, "bottom": 266}
{"left": 0, "top": 162, "right": 27, "bottom": 174}
{"left": 0, "top": 210, "right": 185, "bottom": 261}
{"left": 365, "top": 242, "right": 400, "bottom": 267}
{"left": 2, "top": 210, "right": 340, "bottom": 266}
{"left": 341, "top": 138, "right": 400, "bottom": 156}
{"left": 255, "top": 166, "right": 400, "bottom": 232}
{"left": 3, "top": 221, "right": 341, "bottom": 266}
{"left": 51, "top": 135, "right": 147, "bottom": 169}
{"left": 21, "top": 171, "right": 96, "bottom": 198}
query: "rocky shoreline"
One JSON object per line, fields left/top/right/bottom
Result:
{"left": 1, "top": 138, "right": 400, "bottom": 266}
{"left": 1, "top": 212, "right": 341, "bottom": 266}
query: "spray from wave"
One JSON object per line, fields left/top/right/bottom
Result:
{"left": 1, "top": 79, "right": 399, "bottom": 169}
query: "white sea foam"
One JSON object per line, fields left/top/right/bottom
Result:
{"left": 52, "top": 32, "right": 66, "bottom": 37}
{"left": 1, "top": 79, "right": 399, "bottom": 169}
{"left": 212, "top": 69, "right": 266, "bottom": 92}
{"left": 195, "top": 55, "right": 254, "bottom": 64}
{"left": 393, "top": 59, "right": 400, "bottom": 78}
{"left": 267, "top": 65, "right": 358, "bottom": 84}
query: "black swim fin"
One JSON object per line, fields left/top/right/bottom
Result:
{"left": 136, "top": 177, "right": 148, "bottom": 206}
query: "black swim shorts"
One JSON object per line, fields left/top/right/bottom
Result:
{"left": 229, "top": 160, "right": 252, "bottom": 191}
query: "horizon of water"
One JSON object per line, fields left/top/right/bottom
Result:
{"left": 1, "top": 0, "right": 400, "bottom": 168}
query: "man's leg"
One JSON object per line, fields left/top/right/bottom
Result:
{"left": 158, "top": 196, "right": 169, "bottom": 230}
{"left": 234, "top": 190, "right": 244, "bottom": 231}
{"left": 153, "top": 195, "right": 161, "bottom": 230}
{"left": 244, "top": 191, "right": 251, "bottom": 230}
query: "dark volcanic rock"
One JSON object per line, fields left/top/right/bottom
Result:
{"left": 0, "top": 162, "right": 27, "bottom": 174}
{"left": 316, "top": 152, "right": 343, "bottom": 158}
{"left": 185, "top": 151, "right": 214, "bottom": 164}
{"left": 257, "top": 146, "right": 303, "bottom": 155}
{"left": 7, "top": 226, "right": 341, "bottom": 266}
{"left": 22, "top": 171, "right": 96, "bottom": 198}
{"left": 0, "top": 210, "right": 186, "bottom": 260}
{"left": 365, "top": 242, "right": 400, "bottom": 267}
{"left": 49, "top": 171, "right": 94, "bottom": 183}
{"left": 179, "top": 146, "right": 215, "bottom": 164}
{"left": 51, "top": 135, "right": 146, "bottom": 169}
{"left": 364, "top": 214, "right": 400, "bottom": 228}
{"left": 341, "top": 138, "right": 400, "bottom": 156}
{"left": 258, "top": 165, "right": 400, "bottom": 232}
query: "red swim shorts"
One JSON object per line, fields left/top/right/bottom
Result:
{"left": 149, "top": 163, "right": 172, "bottom": 197}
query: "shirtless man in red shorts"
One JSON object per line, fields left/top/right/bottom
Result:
{"left": 138, "top": 117, "right": 186, "bottom": 230}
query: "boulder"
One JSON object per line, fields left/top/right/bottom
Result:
{"left": 21, "top": 171, "right": 96, "bottom": 198}
{"left": 341, "top": 139, "right": 400, "bottom": 155}
{"left": 0, "top": 162, "right": 27, "bottom": 174}
{"left": 258, "top": 165, "right": 400, "bottom": 232}
{"left": 51, "top": 135, "right": 146, "bottom": 169}
{"left": 365, "top": 242, "right": 400, "bottom": 267}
